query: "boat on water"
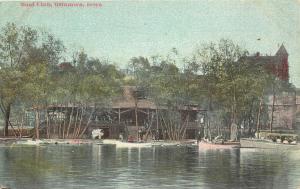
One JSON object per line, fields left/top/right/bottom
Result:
{"left": 15, "top": 139, "right": 95, "bottom": 145}
{"left": 240, "top": 132, "right": 299, "bottom": 149}
{"left": 103, "top": 139, "right": 182, "bottom": 147}
{"left": 115, "top": 141, "right": 152, "bottom": 148}
{"left": 240, "top": 138, "right": 298, "bottom": 149}
{"left": 16, "top": 139, "right": 45, "bottom": 145}
{"left": 198, "top": 140, "right": 240, "bottom": 149}
{"left": 102, "top": 139, "right": 119, "bottom": 145}
{"left": 151, "top": 140, "right": 181, "bottom": 147}
{"left": 198, "top": 131, "right": 240, "bottom": 149}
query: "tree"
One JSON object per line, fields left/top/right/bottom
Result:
{"left": 0, "top": 68, "right": 23, "bottom": 136}
{"left": 0, "top": 23, "right": 38, "bottom": 136}
{"left": 127, "top": 50, "right": 196, "bottom": 140}
{"left": 0, "top": 22, "right": 65, "bottom": 137}
{"left": 50, "top": 51, "right": 123, "bottom": 139}
{"left": 194, "top": 39, "right": 270, "bottom": 138}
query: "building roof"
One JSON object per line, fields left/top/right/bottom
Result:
{"left": 112, "top": 86, "right": 205, "bottom": 111}
{"left": 243, "top": 44, "right": 287, "bottom": 65}
{"left": 112, "top": 86, "right": 157, "bottom": 109}
{"left": 275, "top": 44, "right": 288, "bottom": 56}
{"left": 244, "top": 55, "right": 281, "bottom": 65}
{"left": 112, "top": 99, "right": 157, "bottom": 109}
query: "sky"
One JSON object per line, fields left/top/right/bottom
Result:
{"left": 0, "top": 0, "right": 299, "bottom": 87}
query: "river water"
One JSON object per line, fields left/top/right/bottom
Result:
{"left": 0, "top": 144, "right": 300, "bottom": 189}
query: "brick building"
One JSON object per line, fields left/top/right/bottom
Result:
{"left": 246, "top": 45, "right": 299, "bottom": 131}
{"left": 245, "top": 44, "right": 289, "bottom": 81}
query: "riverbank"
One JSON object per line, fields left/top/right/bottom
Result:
{"left": 0, "top": 137, "right": 198, "bottom": 147}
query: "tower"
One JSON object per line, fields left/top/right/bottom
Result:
{"left": 275, "top": 44, "right": 289, "bottom": 81}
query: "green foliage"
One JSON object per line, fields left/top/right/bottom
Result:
{"left": 194, "top": 39, "right": 272, "bottom": 127}
{"left": 0, "top": 23, "right": 65, "bottom": 136}
{"left": 78, "top": 74, "right": 107, "bottom": 102}
{"left": 0, "top": 22, "right": 294, "bottom": 139}
{"left": 52, "top": 50, "right": 124, "bottom": 106}
{"left": 21, "top": 63, "right": 50, "bottom": 107}
{"left": 0, "top": 68, "right": 23, "bottom": 105}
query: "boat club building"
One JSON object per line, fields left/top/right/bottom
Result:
{"left": 41, "top": 86, "right": 207, "bottom": 140}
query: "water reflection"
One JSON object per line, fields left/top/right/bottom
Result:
{"left": 0, "top": 144, "right": 299, "bottom": 189}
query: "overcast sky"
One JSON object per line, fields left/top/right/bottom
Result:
{"left": 0, "top": 0, "right": 299, "bottom": 87}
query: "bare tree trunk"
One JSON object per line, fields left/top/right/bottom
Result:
{"left": 16, "top": 119, "right": 20, "bottom": 138}
{"left": 20, "top": 111, "right": 25, "bottom": 138}
{"left": 135, "top": 100, "right": 138, "bottom": 141}
{"left": 53, "top": 111, "right": 57, "bottom": 138}
{"left": 156, "top": 109, "right": 159, "bottom": 138}
{"left": 181, "top": 113, "right": 190, "bottom": 139}
{"left": 72, "top": 106, "right": 80, "bottom": 138}
{"left": 179, "top": 114, "right": 189, "bottom": 140}
{"left": 233, "top": 84, "right": 237, "bottom": 124}
{"left": 247, "top": 99, "right": 255, "bottom": 136}
{"left": 256, "top": 95, "right": 263, "bottom": 137}
{"left": 66, "top": 106, "right": 74, "bottom": 138}
{"left": 181, "top": 115, "right": 189, "bottom": 140}
{"left": 58, "top": 118, "right": 61, "bottom": 138}
{"left": 18, "top": 112, "right": 25, "bottom": 138}
{"left": 4, "top": 103, "right": 11, "bottom": 137}
{"left": 79, "top": 112, "right": 93, "bottom": 138}
{"left": 270, "top": 90, "right": 276, "bottom": 133}
{"left": 49, "top": 112, "right": 53, "bottom": 139}
{"left": 160, "top": 114, "right": 168, "bottom": 140}
{"left": 208, "top": 119, "right": 212, "bottom": 141}
{"left": 0, "top": 101, "right": 19, "bottom": 137}
{"left": 144, "top": 112, "right": 153, "bottom": 141}
{"left": 46, "top": 112, "right": 50, "bottom": 139}
{"left": 35, "top": 109, "right": 40, "bottom": 139}
{"left": 58, "top": 105, "right": 64, "bottom": 138}
{"left": 75, "top": 106, "right": 84, "bottom": 138}
{"left": 62, "top": 104, "right": 67, "bottom": 139}
{"left": 170, "top": 120, "right": 174, "bottom": 140}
